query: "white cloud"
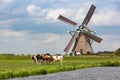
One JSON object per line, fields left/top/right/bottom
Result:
{"left": 0, "top": 0, "right": 13, "bottom": 3}
{"left": 2, "top": 29, "right": 26, "bottom": 37}
{"left": 27, "top": 4, "right": 40, "bottom": 16}
{"left": 93, "top": 34, "right": 120, "bottom": 52}
{"left": 74, "top": 8, "right": 86, "bottom": 23}
{"left": 0, "top": 0, "right": 120, "bottom": 54}
{"left": 43, "top": 34, "right": 61, "bottom": 43}
{"left": 31, "top": 33, "right": 62, "bottom": 44}
{"left": 38, "top": 33, "right": 67, "bottom": 45}
{"left": 35, "top": 33, "right": 68, "bottom": 53}
{"left": 0, "top": 28, "right": 119, "bottom": 54}
{"left": 0, "top": 19, "right": 20, "bottom": 27}
{"left": 46, "top": 8, "right": 66, "bottom": 21}
{"left": 27, "top": 4, "right": 47, "bottom": 17}
{"left": 0, "top": 0, "right": 14, "bottom": 12}
{"left": 92, "top": 8, "right": 120, "bottom": 26}
{"left": 26, "top": 3, "right": 93, "bottom": 24}
{"left": 0, "top": 29, "right": 69, "bottom": 54}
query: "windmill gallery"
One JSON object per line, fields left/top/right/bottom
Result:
{"left": 57, "top": 4, "right": 103, "bottom": 55}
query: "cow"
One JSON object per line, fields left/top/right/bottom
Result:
{"left": 52, "top": 55, "right": 63, "bottom": 65}
{"left": 31, "top": 54, "right": 43, "bottom": 64}
{"left": 31, "top": 54, "right": 63, "bottom": 65}
{"left": 43, "top": 55, "right": 53, "bottom": 62}
{"left": 31, "top": 54, "right": 53, "bottom": 64}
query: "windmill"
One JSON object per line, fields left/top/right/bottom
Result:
{"left": 57, "top": 4, "right": 103, "bottom": 55}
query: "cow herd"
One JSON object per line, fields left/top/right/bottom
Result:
{"left": 31, "top": 54, "right": 63, "bottom": 65}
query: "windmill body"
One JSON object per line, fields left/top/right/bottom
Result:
{"left": 57, "top": 4, "right": 103, "bottom": 55}
{"left": 72, "top": 34, "right": 93, "bottom": 55}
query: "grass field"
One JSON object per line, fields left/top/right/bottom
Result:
{"left": 0, "top": 54, "right": 120, "bottom": 79}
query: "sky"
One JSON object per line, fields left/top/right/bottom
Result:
{"left": 0, "top": 0, "right": 120, "bottom": 54}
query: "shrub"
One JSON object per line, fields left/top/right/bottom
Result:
{"left": 40, "top": 69, "right": 47, "bottom": 74}
{"left": 0, "top": 71, "right": 14, "bottom": 79}
{"left": 29, "top": 68, "right": 47, "bottom": 75}
{"left": 18, "top": 70, "right": 30, "bottom": 77}
{"left": 101, "top": 61, "right": 120, "bottom": 67}
{"left": 114, "top": 48, "right": 120, "bottom": 56}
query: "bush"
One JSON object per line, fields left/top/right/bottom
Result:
{"left": 29, "top": 68, "right": 47, "bottom": 75}
{"left": 0, "top": 71, "right": 14, "bottom": 79}
{"left": 101, "top": 61, "right": 120, "bottom": 67}
{"left": 47, "top": 68, "right": 58, "bottom": 73}
{"left": 40, "top": 69, "right": 47, "bottom": 74}
{"left": 18, "top": 70, "right": 30, "bottom": 77}
{"left": 114, "top": 48, "right": 120, "bottom": 56}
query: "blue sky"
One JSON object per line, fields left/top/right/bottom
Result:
{"left": 0, "top": 0, "right": 120, "bottom": 54}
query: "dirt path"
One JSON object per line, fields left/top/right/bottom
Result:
{"left": 8, "top": 67, "right": 120, "bottom": 80}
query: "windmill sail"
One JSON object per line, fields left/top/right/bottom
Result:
{"left": 58, "top": 15, "right": 77, "bottom": 26}
{"left": 83, "top": 31, "right": 102, "bottom": 43}
{"left": 64, "top": 32, "right": 78, "bottom": 53}
{"left": 82, "top": 4, "right": 96, "bottom": 26}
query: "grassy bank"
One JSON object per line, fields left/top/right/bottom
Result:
{"left": 0, "top": 55, "right": 120, "bottom": 79}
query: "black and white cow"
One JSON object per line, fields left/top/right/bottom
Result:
{"left": 31, "top": 54, "right": 53, "bottom": 64}
{"left": 31, "top": 54, "right": 43, "bottom": 64}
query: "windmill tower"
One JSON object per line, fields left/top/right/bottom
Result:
{"left": 58, "top": 4, "right": 103, "bottom": 55}
{"left": 72, "top": 34, "right": 93, "bottom": 54}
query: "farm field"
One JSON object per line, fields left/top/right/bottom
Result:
{"left": 0, "top": 54, "right": 120, "bottom": 79}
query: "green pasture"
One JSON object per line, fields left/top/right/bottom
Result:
{"left": 0, "top": 54, "right": 120, "bottom": 79}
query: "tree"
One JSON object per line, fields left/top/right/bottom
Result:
{"left": 114, "top": 48, "right": 120, "bottom": 56}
